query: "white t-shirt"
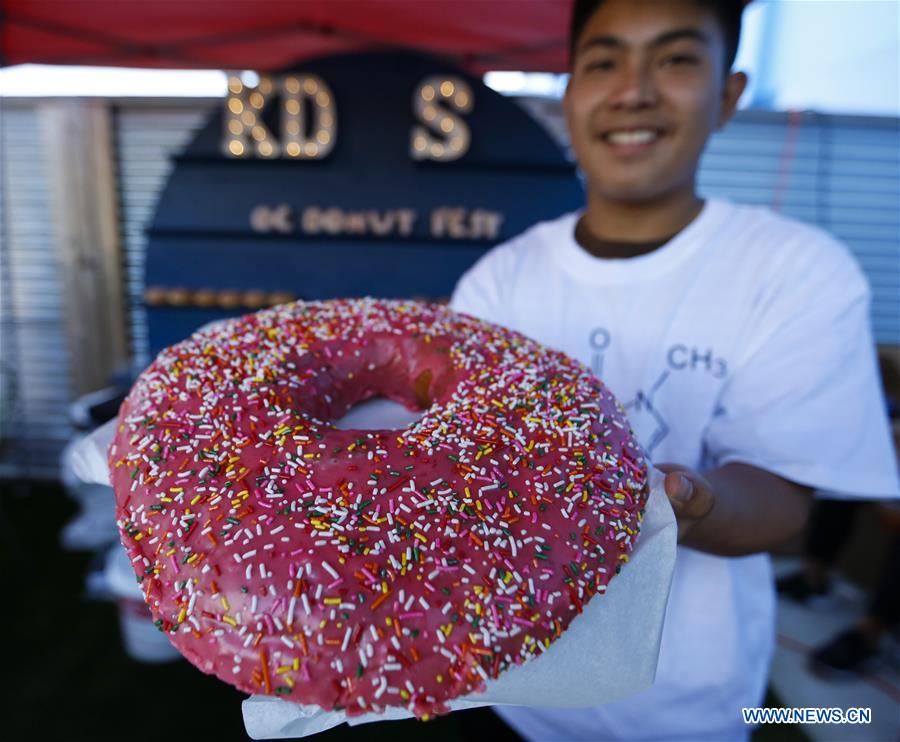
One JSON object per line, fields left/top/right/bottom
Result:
{"left": 449, "top": 198, "right": 900, "bottom": 741}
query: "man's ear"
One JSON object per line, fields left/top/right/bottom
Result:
{"left": 717, "top": 71, "right": 748, "bottom": 129}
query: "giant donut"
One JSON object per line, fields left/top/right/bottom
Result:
{"left": 109, "top": 298, "right": 649, "bottom": 718}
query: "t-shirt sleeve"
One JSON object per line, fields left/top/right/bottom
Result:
{"left": 449, "top": 243, "right": 512, "bottom": 326}
{"left": 703, "top": 240, "right": 900, "bottom": 499}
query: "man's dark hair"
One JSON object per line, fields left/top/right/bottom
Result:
{"left": 569, "top": 0, "right": 745, "bottom": 74}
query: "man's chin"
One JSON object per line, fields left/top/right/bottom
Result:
{"left": 588, "top": 180, "right": 673, "bottom": 206}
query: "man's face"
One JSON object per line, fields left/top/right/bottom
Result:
{"left": 564, "top": 0, "right": 746, "bottom": 204}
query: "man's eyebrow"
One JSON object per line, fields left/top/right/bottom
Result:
{"left": 577, "top": 28, "right": 710, "bottom": 54}
{"left": 578, "top": 35, "right": 625, "bottom": 52}
{"left": 651, "top": 28, "right": 710, "bottom": 47}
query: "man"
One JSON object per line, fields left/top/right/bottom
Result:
{"left": 451, "top": 0, "right": 900, "bottom": 739}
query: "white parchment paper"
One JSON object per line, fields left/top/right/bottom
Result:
{"left": 71, "top": 417, "right": 117, "bottom": 486}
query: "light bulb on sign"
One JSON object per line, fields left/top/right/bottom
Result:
{"left": 222, "top": 72, "right": 280, "bottom": 158}
{"left": 410, "top": 75, "right": 473, "bottom": 162}
{"left": 281, "top": 74, "right": 336, "bottom": 160}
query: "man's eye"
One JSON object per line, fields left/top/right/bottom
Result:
{"left": 662, "top": 54, "right": 699, "bottom": 67}
{"left": 584, "top": 59, "right": 615, "bottom": 72}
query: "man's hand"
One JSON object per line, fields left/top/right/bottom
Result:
{"left": 653, "top": 461, "right": 813, "bottom": 555}
{"left": 657, "top": 463, "right": 715, "bottom": 542}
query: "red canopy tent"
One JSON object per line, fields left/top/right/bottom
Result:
{"left": 0, "top": 0, "right": 572, "bottom": 73}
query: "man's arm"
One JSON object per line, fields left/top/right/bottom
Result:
{"left": 658, "top": 462, "right": 813, "bottom": 556}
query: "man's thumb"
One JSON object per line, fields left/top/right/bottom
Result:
{"left": 667, "top": 472, "right": 694, "bottom": 504}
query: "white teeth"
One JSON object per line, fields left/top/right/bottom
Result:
{"left": 606, "top": 130, "right": 658, "bottom": 145}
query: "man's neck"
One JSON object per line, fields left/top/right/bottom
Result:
{"left": 581, "top": 188, "right": 705, "bottom": 243}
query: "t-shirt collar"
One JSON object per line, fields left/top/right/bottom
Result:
{"left": 552, "top": 198, "right": 730, "bottom": 285}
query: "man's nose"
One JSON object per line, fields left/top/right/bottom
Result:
{"left": 608, "top": 61, "right": 658, "bottom": 108}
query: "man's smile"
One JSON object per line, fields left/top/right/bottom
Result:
{"left": 594, "top": 127, "right": 667, "bottom": 156}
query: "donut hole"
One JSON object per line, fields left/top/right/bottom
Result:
{"left": 311, "top": 335, "right": 459, "bottom": 431}
{"left": 333, "top": 396, "right": 426, "bottom": 430}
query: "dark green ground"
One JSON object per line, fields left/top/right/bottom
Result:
{"left": 0, "top": 481, "right": 806, "bottom": 741}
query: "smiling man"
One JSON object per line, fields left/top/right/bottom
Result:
{"left": 566, "top": 0, "right": 744, "bottom": 243}
{"left": 451, "top": 0, "right": 900, "bottom": 739}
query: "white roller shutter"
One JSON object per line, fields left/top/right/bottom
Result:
{"left": 0, "top": 101, "right": 74, "bottom": 478}
{"left": 113, "top": 100, "right": 211, "bottom": 368}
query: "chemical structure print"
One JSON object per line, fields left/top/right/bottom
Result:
{"left": 622, "top": 370, "right": 671, "bottom": 455}
{"left": 589, "top": 326, "right": 611, "bottom": 377}
{"left": 587, "top": 325, "right": 728, "bottom": 456}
